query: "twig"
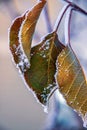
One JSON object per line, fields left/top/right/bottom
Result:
{"left": 64, "top": 7, "right": 73, "bottom": 45}
{"left": 48, "top": 87, "right": 58, "bottom": 102}
{"left": 54, "top": 3, "right": 70, "bottom": 32}
{"left": 64, "top": 0, "right": 87, "bottom": 16}
{"left": 54, "top": 0, "right": 87, "bottom": 33}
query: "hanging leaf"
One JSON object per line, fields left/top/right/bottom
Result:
{"left": 9, "top": 0, "right": 46, "bottom": 72}
{"left": 24, "top": 32, "right": 65, "bottom": 105}
{"left": 9, "top": 0, "right": 65, "bottom": 105}
{"left": 19, "top": 0, "right": 46, "bottom": 61}
{"left": 56, "top": 45, "right": 87, "bottom": 122}
{"left": 9, "top": 13, "right": 29, "bottom": 72}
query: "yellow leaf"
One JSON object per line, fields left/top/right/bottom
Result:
{"left": 56, "top": 45, "right": 87, "bottom": 122}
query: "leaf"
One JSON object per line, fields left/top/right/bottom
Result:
{"left": 9, "top": 0, "right": 46, "bottom": 72}
{"left": 19, "top": 0, "right": 46, "bottom": 61}
{"left": 9, "top": 15, "right": 25, "bottom": 62}
{"left": 56, "top": 45, "right": 87, "bottom": 120}
{"left": 9, "top": 13, "right": 30, "bottom": 72}
{"left": 9, "top": 0, "right": 65, "bottom": 105}
{"left": 24, "top": 32, "right": 65, "bottom": 105}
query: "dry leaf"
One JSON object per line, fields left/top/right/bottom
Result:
{"left": 57, "top": 45, "right": 87, "bottom": 124}
{"left": 19, "top": 0, "right": 46, "bottom": 61}
{"left": 9, "top": 0, "right": 46, "bottom": 72}
{"left": 9, "top": 0, "right": 65, "bottom": 105}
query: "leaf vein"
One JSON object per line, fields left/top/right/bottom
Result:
{"left": 65, "top": 67, "right": 82, "bottom": 96}
{"left": 80, "top": 98, "right": 87, "bottom": 111}
{"left": 59, "top": 49, "right": 71, "bottom": 66}
{"left": 73, "top": 80, "right": 85, "bottom": 104}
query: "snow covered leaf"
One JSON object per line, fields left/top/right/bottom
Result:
{"left": 24, "top": 32, "right": 65, "bottom": 105}
{"left": 56, "top": 45, "right": 87, "bottom": 126}
{"left": 9, "top": 0, "right": 46, "bottom": 72}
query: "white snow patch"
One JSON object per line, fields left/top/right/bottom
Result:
{"left": 83, "top": 113, "right": 87, "bottom": 128}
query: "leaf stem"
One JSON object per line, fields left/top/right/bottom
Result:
{"left": 54, "top": 3, "right": 70, "bottom": 32}
{"left": 64, "top": 7, "right": 73, "bottom": 45}
{"left": 48, "top": 87, "right": 58, "bottom": 102}
{"left": 64, "top": 0, "right": 87, "bottom": 16}
{"left": 54, "top": 0, "right": 87, "bottom": 33}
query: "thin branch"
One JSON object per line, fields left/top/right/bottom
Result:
{"left": 53, "top": 3, "right": 70, "bottom": 32}
{"left": 64, "top": 7, "right": 73, "bottom": 45}
{"left": 64, "top": 0, "right": 87, "bottom": 16}
{"left": 43, "top": 3, "right": 52, "bottom": 32}
{"left": 48, "top": 87, "right": 58, "bottom": 102}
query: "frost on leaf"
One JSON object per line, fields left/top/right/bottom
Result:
{"left": 56, "top": 45, "right": 87, "bottom": 127}
{"left": 9, "top": 13, "right": 30, "bottom": 73}
{"left": 24, "top": 32, "right": 65, "bottom": 105}
{"left": 19, "top": 0, "right": 46, "bottom": 61}
{"left": 9, "top": 0, "right": 65, "bottom": 105}
{"left": 9, "top": 0, "right": 46, "bottom": 73}
{"left": 9, "top": 0, "right": 87, "bottom": 127}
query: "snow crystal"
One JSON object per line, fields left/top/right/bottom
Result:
{"left": 15, "top": 45, "right": 30, "bottom": 73}
{"left": 76, "top": 102, "right": 79, "bottom": 105}
{"left": 83, "top": 114, "right": 87, "bottom": 128}
{"left": 42, "top": 54, "right": 46, "bottom": 58}
{"left": 81, "top": 113, "right": 87, "bottom": 128}
{"left": 39, "top": 53, "right": 46, "bottom": 58}
{"left": 45, "top": 46, "right": 49, "bottom": 50}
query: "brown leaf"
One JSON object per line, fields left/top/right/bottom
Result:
{"left": 9, "top": 13, "right": 30, "bottom": 72}
{"left": 56, "top": 45, "right": 87, "bottom": 120}
{"left": 19, "top": 0, "right": 46, "bottom": 61}
{"left": 9, "top": 0, "right": 65, "bottom": 105}
{"left": 9, "top": 0, "right": 46, "bottom": 73}
{"left": 9, "top": 14, "right": 25, "bottom": 64}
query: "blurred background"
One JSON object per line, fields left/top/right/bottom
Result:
{"left": 0, "top": 0, "right": 87, "bottom": 130}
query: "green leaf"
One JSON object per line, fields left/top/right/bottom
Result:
{"left": 56, "top": 45, "right": 87, "bottom": 119}
{"left": 24, "top": 32, "right": 65, "bottom": 105}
